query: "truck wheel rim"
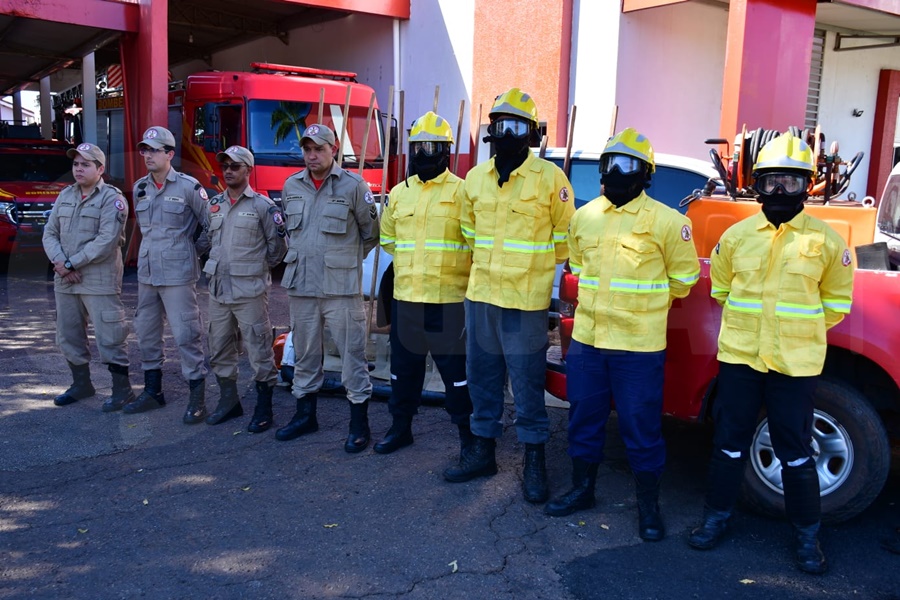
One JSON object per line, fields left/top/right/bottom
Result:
{"left": 750, "top": 409, "right": 854, "bottom": 497}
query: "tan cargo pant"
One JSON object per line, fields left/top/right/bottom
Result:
{"left": 55, "top": 291, "right": 129, "bottom": 366}
{"left": 134, "top": 282, "right": 207, "bottom": 381}
{"left": 208, "top": 292, "right": 277, "bottom": 384}
{"left": 289, "top": 295, "right": 371, "bottom": 404}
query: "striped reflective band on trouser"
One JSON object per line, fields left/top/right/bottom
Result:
{"left": 822, "top": 298, "right": 852, "bottom": 313}
{"left": 569, "top": 261, "right": 582, "bottom": 276}
{"left": 725, "top": 295, "right": 763, "bottom": 313}
{"left": 609, "top": 278, "right": 669, "bottom": 294}
{"left": 775, "top": 302, "right": 824, "bottom": 319}
{"left": 670, "top": 270, "right": 700, "bottom": 285}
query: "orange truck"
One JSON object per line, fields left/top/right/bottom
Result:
{"left": 547, "top": 131, "right": 899, "bottom": 523}
{"left": 0, "top": 121, "right": 72, "bottom": 272}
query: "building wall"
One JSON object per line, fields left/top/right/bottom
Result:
{"left": 818, "top": 31, "right": 900, "bottom": 200}
{"left": 615, "top": 1, "right": 728, "bottom": 159}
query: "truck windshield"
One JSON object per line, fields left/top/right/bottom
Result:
{"left": 248, "top": 99, "right": 384, "bottom": 167}
{"left": 0, "top": 153, "right": 73, "bottom": 183}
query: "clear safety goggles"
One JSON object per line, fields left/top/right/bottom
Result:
{"left": 755, "top": 172, "right": 809, "bottom": 196}
{"left": 600, "top": 154, "right": 643, "bottom": 175}
{"left": 411, "top": 141, "right": 445, "bottom": 157}
{"left": 488, "top": 118, "right": 531, "bottom": 138}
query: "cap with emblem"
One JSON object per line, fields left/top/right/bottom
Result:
{"left": 216, "top": 145, "right": 254, "bottom": 168}
{"left": 67, "top": 142, "right": 105, "bottom": 166}
{"left": 138, "top": 126, "right": 176, "bottom": 150}
{"left": 300, "top": 124, "right": 336, "bottom": 147}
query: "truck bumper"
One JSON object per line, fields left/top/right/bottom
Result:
{"left": 545, "top": 345, "right": 568, "bottom": 401}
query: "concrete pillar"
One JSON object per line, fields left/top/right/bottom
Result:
{"left": 12, "top": 91, "right": 22, "bottom": 124}
{"left": 81, "top": 52, "right": 97, "bottom": 144}
{"left": 40, "top": 77, "right": 52, "bottom": 139}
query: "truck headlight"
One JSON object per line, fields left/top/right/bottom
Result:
{"left": 0, "top": 201, "right": 17, "bottom": 225}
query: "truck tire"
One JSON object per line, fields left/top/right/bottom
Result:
{"left": 739, "top": 378, "right": 890, "bottom": 523}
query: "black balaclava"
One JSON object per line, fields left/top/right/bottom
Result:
{"left": 409, "top": 144, "right": 450, "bottom": 183}
{"left": 602, "top": 162, "right": 650, "bottom": 208}
{"left": 485, "top": 119, "right": 532, "bottom": 186}
{"left": 756, "top": 173, "right": 809, "bottom": 227}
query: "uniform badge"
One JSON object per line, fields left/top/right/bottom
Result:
{"left": 114, "top": 199, "right": 126, "bottom": 211}
{"left": 842, "top": 248, "right": 851, "bottom": 267}
{"left": 307, "top": 125, "right": 320, "bottom": 136}
{"left": 559, "top": 188, "right": 569, "bottom": 202}
{"left": 681, "top": 225, "right": 692, "bottom": 242}
{"left": 210, "top": 204, "right": 220, "bottom": 213}
{"left": 364, "top": 191, "right": 375, "bottom": 205}
{"left": 199, "top": 188, "right": 208, "bottom": 201}
{"left": 77, "top": 143, "right": 92, "bottom": 151}
{"left": 144, "top": 128, "right": 158, "bottom": 139}
{"left": 369, "top": 205, "right": 378, "bottom": 220}
{"left": 273, "top": 212, "right": 284, "bottom": 226}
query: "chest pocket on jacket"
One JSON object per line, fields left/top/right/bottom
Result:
{"left": 321, "top": 202, "right": 349, "bottom": 235}
{"left": 615, "top": 235, "right": 660, "bottom": 275}
{"left": 135, "top": 201, "right": 151, "bottom": 228}
{"left": 782, "top": 243, "right": 824, "bottom": 299}
{"left": 78, "top": 206, "right": 102, "bottom": 233}
{"left": 163, "top": 200, "right": 186, "bottom": 227}
{"left": 233, "top": 215, "right": 259, "bottom": 247}
{"left": 284, "top": 196, "right": 304, "bottom": 232}
{"left": 56, "top": 204, "right": 75, "bottom": 229}
{"left": 427, "top": 201, "right": 460, "bottom": 241}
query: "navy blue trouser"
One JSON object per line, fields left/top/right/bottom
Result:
{"left": 565, "top": 340, "right": 667, "bottom": 476}
{"left": 465, "top": 300, "right": 549, "bottom": 444}
{"left": 389, "top": 299, "right": 472, "bottom": 424}
{"left": 713, "top": 361, "right": 817, "bottom": 466}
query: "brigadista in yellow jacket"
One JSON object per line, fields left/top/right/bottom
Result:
{"left": 380, "top": 170, "right": 471, "bottom": 303}
{"left": 710, "top": 211, "right": 854, "bottom": 377}
{"left": 568, "top": 191, "right": 700, "bottom": 352}
{"left": 459, "top": 150, "right": 575, "bottom": 310}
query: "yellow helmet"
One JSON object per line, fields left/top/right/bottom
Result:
{"left": 601, "top": 128, "right": 655, "bottom": 174}
{"left": 752, "top": 132, "right": 816, "bottom": 175}
{"left": 489, "top": 88, "right": 539, "bottom": 127}
{"left": 409, "top": 111, "right": 454, "bottom": 144}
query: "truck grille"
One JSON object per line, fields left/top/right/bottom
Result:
{"left": 17, "top": 202, "right": 54, "bottom": 227}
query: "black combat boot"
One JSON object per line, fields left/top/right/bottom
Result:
{"left": 275, "top": 394, "right": 318, "bottom": 441}
{"left": 205, "top": 376, "right": 243, "bottom": 425}
{"left": 247, "top": 381, "right": 274, "bottom": 433}
{"left": 55, "top": 362, "right": 96, "bottom": 406}
{"left": 345, "top": 399, "right": 371, "bottom": 453}
{"left": 545, "top": 457, "right": 600, "bottom": 516}
{"left": 123, "top": 369, "right": 165, "bottom": 413}
{"left": 443, "top": 435, "right": 497, "bottom": 482}
{"left": 634, "top": 471, "right": 665, "bottom": 541}
{"left": 374, "top": 414, "right": 413, "bottom": 454}
{"left": 688, "top": 453, "right": 746, "bottom": 550}
{"left": 783, "top": 464, "right": 827, "bottom": 575}
{"left": 522, "top": 443, "right": 549, "bottom": 503}
{"left": 182, "top": 378, "right": 207, "bottom": 424}
{"left": 102, "top": 363, "right": 135, "bottom": 412}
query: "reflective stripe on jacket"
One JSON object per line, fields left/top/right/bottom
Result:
{"left": 460, "top": 151, "right": 574, "bottom": 310}
{"left": 710, "top": 211, "right": 854, "bottom": 376}
{"left": 380, "top": 170, "right": 471, "bottom": 303}
{"left": 568, "top": 192, "right": 700, "bottom": 352}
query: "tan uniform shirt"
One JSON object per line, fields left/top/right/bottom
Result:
{"left": 281, "top": 161, "right": 379, "bottom": 297}
{"left": 42, "top": 181, "right": 128, "bottom": 295}
{"left": 203, "top": 185, "right": 287, "bottom": 303}
{"left": 133, "top": 168, "right": 208, "bottom": 286}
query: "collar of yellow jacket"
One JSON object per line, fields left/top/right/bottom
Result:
{"left": 752, "top": 209, "right": 809, "bottom": 232}
{"left": 600, "top": 190, "right": 649, "bottom": 214}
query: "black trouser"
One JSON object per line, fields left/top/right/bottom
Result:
{"left": 389, "top": 299, "right": 472, "bottom": 424}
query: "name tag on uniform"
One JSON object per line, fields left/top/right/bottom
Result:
{"left": 238, "top": 212, "right": 257, "bottom": 218}
{"left": 165, "top": 196, "right": 185, "bottom": 203}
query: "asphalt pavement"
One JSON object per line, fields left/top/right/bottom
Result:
{"left": 1, "top": 257, "right": 899, "bottom": 599}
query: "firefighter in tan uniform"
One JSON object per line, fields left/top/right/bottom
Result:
{"left": 374, "top": 112, "right": 473, "bottom": 457}
{"left": 43, "top": 143, "right": 135, "bottom": 411}
{"left": 276, "top": 124, "right": 380, "bottom": 452}
{"left": 126, "top": 126, "right": 210, "bottom": 423}
{"left": 203, "top": 146, "right": 287, "bottom": 431}
{"left": 688, "top": 134, "right": 854, "bottom": 575}
{"left": 545, "top": 129, "right": 700, "bottom": 543}
{"left": 448, "top": 89, "right": 575, "bottom": 504}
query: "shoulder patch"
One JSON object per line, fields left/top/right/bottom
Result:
{"left": 114, "top": 198, "right": 126, "bottom": 211}
{"left": 369, "top": 205, "right": 378, "bottom": 220}
{"left": 273, "top": 212, "right": 284, "bottom": 226}
{"left": 842, "top": 248, "right": 851, "bottom": 267}
{"left": 364, "top": 191, "right": 374, "bottom": 205}
{"left": 681, "top": 224, "right": 692, "bottom": 242}
{"left": 199, "top": 188, "right": 208, "bottom": 201}
{"left": 559, "top": 187, "right": 569, "bottom": 202}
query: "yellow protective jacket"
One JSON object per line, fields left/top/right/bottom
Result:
{"left": 569, "top": 192, "right": 700, "bottom": 351}
{"left": 380, "top": 170, "right": 471, "bottom": 303}
{"left": 460, "top": 151, "right": 575, "bottom": 310}
{"left": 711, "top": 211, "right": 854, "bottom": 377}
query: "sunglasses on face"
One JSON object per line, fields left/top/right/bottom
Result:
{"left": 139, "top": 147, "right": 167, "bottom": 156}
{"left": 755, "top": 172, "right": 809, "bottom": 195}
{"left": 220, "top": 162, "right": 247, "bottom": 172}
{"left": 487, "top": 118, "right": 531, "bottom": 138}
